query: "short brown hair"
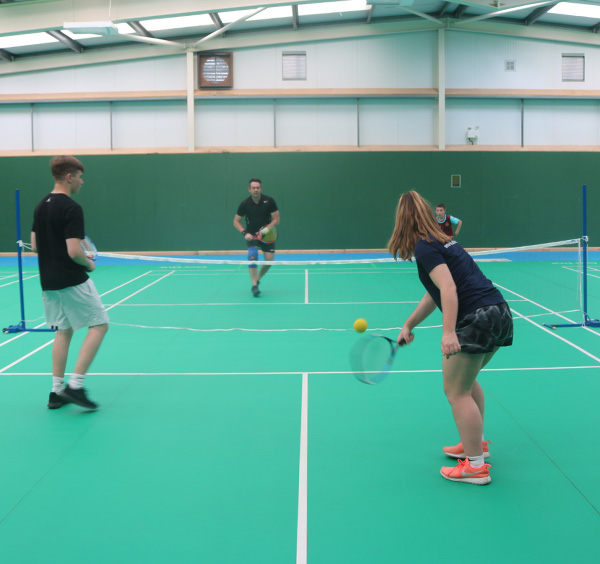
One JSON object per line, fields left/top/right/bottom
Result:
{"left": 248, "top": 178, "right": 261, "bottom": 186}
{"left": 50, "top": 156, "right": 84, "bottom": 180}
{"left": 436, "top": 203, "right": 446, "bottom": 210}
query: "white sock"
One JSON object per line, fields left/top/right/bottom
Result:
{"left": 482, "top": 433, "right": 485, "bottom": 442}
{"left": 68, "top": 373, "right": 85, "bottom": 390}
{"left": 468, "top": 455, "right": 485, "bottom": 468}
{"left": 52, "top": 377, "right": 65, "bottom": 393}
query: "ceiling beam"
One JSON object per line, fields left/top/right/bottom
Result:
{"left": 455, "top": 1, "right": 556, "bottom": 25}
{"left": 292, "top": 5, "right": 299, "bottom": 30}
{"left": 127, "top": 21, "right": 153, "bottom": 38}
{"left": 46, "top": 30, "right": 84, "bottom": 53}
{"left": 366, "top": 6, "right": 375, "bottom": 24}
{"left": 0, "top": 48, "right": 15, "bottom": 62}
{"left": 192, "top": 7, "right": 266, "bottom": 48}
{"left": 454, "top": 5, "right": 469, "bottom": 18}
{"left": 399, "top": 7, "right": 443, "bottom": 25}
{"left": 0, "top": 0, "right": 331, "bottom": 36}
{"left": 437, "top": 3, "right": 452, "bottom": 18}
{"left": 209, "top": 13, "right": 224, "bottom": 30}
{"left": 525, "top": 4, "right": 556, "bottom": 26}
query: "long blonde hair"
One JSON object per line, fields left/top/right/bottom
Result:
{"left": 388, "top": 190, "right": 452, "bottom": 261}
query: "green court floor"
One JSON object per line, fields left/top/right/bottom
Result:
{"left": 1, "top": 256, "right": 599, "bottom": 563}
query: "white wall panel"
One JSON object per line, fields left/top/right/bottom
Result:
{"left": 33, "top": 103, "right": 110, "bottom": 150}
{"left": 524, "top": 100, "right": 600, "bottom": 145}
{"left": 196, "top": 100, "right": 274, "bottom": 147}
{"left": 0, "top": 106, "right": 32, "bottom": 151}
{"left": 0, "top": 56, "right": 186, "bottom": 94}
{"left": 359, "top": 99, "right": 436, "bottom": 145}
{"left": 275, "top": 99, "right": 357, "bottom": 146}
{"left": 112, "top": 101, "right": 187, "bottom": 149}
{"left": 446, "top": 31, "right": 600, "bottom": 90}
{"left": 233, "top": 33, "right": 437, "bottom": 89}
{"left": 446, "top": 99, "right": 522, "bottom": 145}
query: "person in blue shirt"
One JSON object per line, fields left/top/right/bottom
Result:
{"left": 388, "top": 190, "right": 513, "bottom": 485}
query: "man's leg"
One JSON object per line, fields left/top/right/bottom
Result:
{"left": 258, "top": 251, "right": 275, "bottom": 282}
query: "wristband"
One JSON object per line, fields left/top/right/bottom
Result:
{"left": 242, "top": 230, "right": 248, "bottom": 236}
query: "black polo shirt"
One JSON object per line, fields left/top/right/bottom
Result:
{"left": 236, "top": 194, "right": 278, "bottom": 235}
{"left": 32, "top": 193, "right": 89, "bottom": 291}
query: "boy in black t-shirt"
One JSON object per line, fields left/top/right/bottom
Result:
{"left": 31, "top": 156, "right": 109, "bottom": 410}
{"left": 233, "top": 178, "right": 280, "bottom": 297}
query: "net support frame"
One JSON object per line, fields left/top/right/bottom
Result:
{"left": 544, "top": 184, "right": 600, "bottom": 330}
{"left": 2, "top": 190, "right": 56, "bottom": 334}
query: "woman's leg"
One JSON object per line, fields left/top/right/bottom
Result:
{"left": 443, "top": 351, "right": 496, "bottom": 458}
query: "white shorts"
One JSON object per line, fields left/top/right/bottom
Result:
{"left": 42, "top": 279, "right": 109, "bottom": 331}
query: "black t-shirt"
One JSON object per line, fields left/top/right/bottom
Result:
{"left": 236, "top": 195, "right": 278, "bottom": 235}
{"left": 32, "top": 193, "right": 89, "bottom": 291}
{"left": 414, "top": 236, "right": 505, "bottom": 320}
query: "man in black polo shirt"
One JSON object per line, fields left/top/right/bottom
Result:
{"left": 31, "top": 156, "right": 108, "bottom": 410}
{"left": 233, "top": 178, "right": 280, "bottom": 297}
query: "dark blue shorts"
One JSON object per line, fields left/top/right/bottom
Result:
{"left": 456, "top": 302, "right": 513, "bottom": 354}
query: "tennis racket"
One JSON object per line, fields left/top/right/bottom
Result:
{"left": 255, "top": 225, "right": 278, "bottom": 243}
{"left": 80, "top": 235, "right": 98, "bottom": 261}
{"left": 350, "top": 334, "right": 406, "bottom": 385}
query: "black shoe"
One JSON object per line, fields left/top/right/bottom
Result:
{"left": 251, "top": 284, "right": 261, "bottom": 297}
{"left": 59, "top": 386, "right": 99, "bottom": 410}
{"left": 48, "top": 391, "right": 70, "bottom": 409}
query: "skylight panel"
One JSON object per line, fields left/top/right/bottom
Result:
{"left": 219, "top": 7, "right": 292, "bottom": 23}
{"left": 298, "top": 0, "right": 368, "bottom": 16}
{"left": 549, "top": 2, "right": 600, "bottom": 18}
{"left": 139, "top": 14, "right": 213, "bottom": 32}
{"left": 0, "top": 33, "right": 58, "bottom": 49}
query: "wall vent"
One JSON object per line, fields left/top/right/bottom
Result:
{"left": 562, "top": 54, "right": 585, "bottom": 82}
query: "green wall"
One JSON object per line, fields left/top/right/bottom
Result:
{"left": 1, "top": 152, "right": 597, "bottom": 252}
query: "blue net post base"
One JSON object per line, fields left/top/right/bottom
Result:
{"left": 3, "top": 322, "right": 56, "bottom": 334}
{"left": 544, "top": 315, "right": 600, "bottom": 330}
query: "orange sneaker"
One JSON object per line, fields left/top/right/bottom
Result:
{"left": 442, "top": 440, "right": 491, "bottom": 459}
{"left": 441, "top": 459, "right": 492, "bottom": 485}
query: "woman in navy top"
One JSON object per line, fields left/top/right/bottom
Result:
{"left": 388, "top": 191, "right": 513, "bottom": 485}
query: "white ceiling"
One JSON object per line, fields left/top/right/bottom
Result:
{"left": 1, "top": 0, "right": 600, "bottom": 74}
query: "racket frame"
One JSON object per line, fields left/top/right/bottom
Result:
{"left": 350, "top": 334, "right": 406, "bottom": 385}
{"left": 81, "top": 235, "right": 98, "bottom": 261}
{"left": 254, "top": 224, "right": 278, "bottom": 244}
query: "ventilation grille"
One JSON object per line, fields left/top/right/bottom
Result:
{"left": 562, "top": 54, "right": 585, "bottom": 82}
{"left": 282, "top": 52, "right": 307, "bottom": 80}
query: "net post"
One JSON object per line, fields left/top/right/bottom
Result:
{"left": 3, "top": 190, "right": 56, "bottom": 334}
{"left": 543, "top": 184, "right": 599, "bottom": 329}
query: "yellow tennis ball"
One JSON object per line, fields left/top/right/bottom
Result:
{"left": 353, "top": 318, "right": 368, "bottom": 333}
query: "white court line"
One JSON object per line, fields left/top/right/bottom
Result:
{"left": 495, "top": 283, "right": 600, "bottom": 338}
{"left": 2, "top": 365, "right": 600, "bottom": 376}
{"left": 104, "top": 301, "right": 418, "bottom": 307}
{"left": 563, "top": 265, "right": 600, "bottom": 279}
{"left": 304, "top": 270, "right": 309, "bottom": 304}
{"left": 0, "top": 274, "right": 39, "bottom": 288}
{"left": 508, "top": 305, "right": 600, "bottom": 363}
{"left": 0, "top": 270, "right": 174, "bottom": 373}
{"left": 296, "top": 373, "right": 308, "bottom": 564}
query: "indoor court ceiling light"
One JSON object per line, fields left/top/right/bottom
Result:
{"left": 138, "top": 14, "right": 213, "bottom": 31}
{"left": 0, "top": 32, "right": 58, "bottom": 48}
{"left": 219, "top": 6, "right": 292, "bottom": 23}
{"left": 299, "top": 0, "right": 370, "bottom": 15}
{"left": 549, "top": 2, "right": 600, "bottom": 18}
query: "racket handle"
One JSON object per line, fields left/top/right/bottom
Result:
{"left": 398, "top": 338, "right": 407, "bottom": 346}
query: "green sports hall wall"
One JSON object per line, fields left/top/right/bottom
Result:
{"left": 0, "top": 152, "right": 597, "bottom": 253}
